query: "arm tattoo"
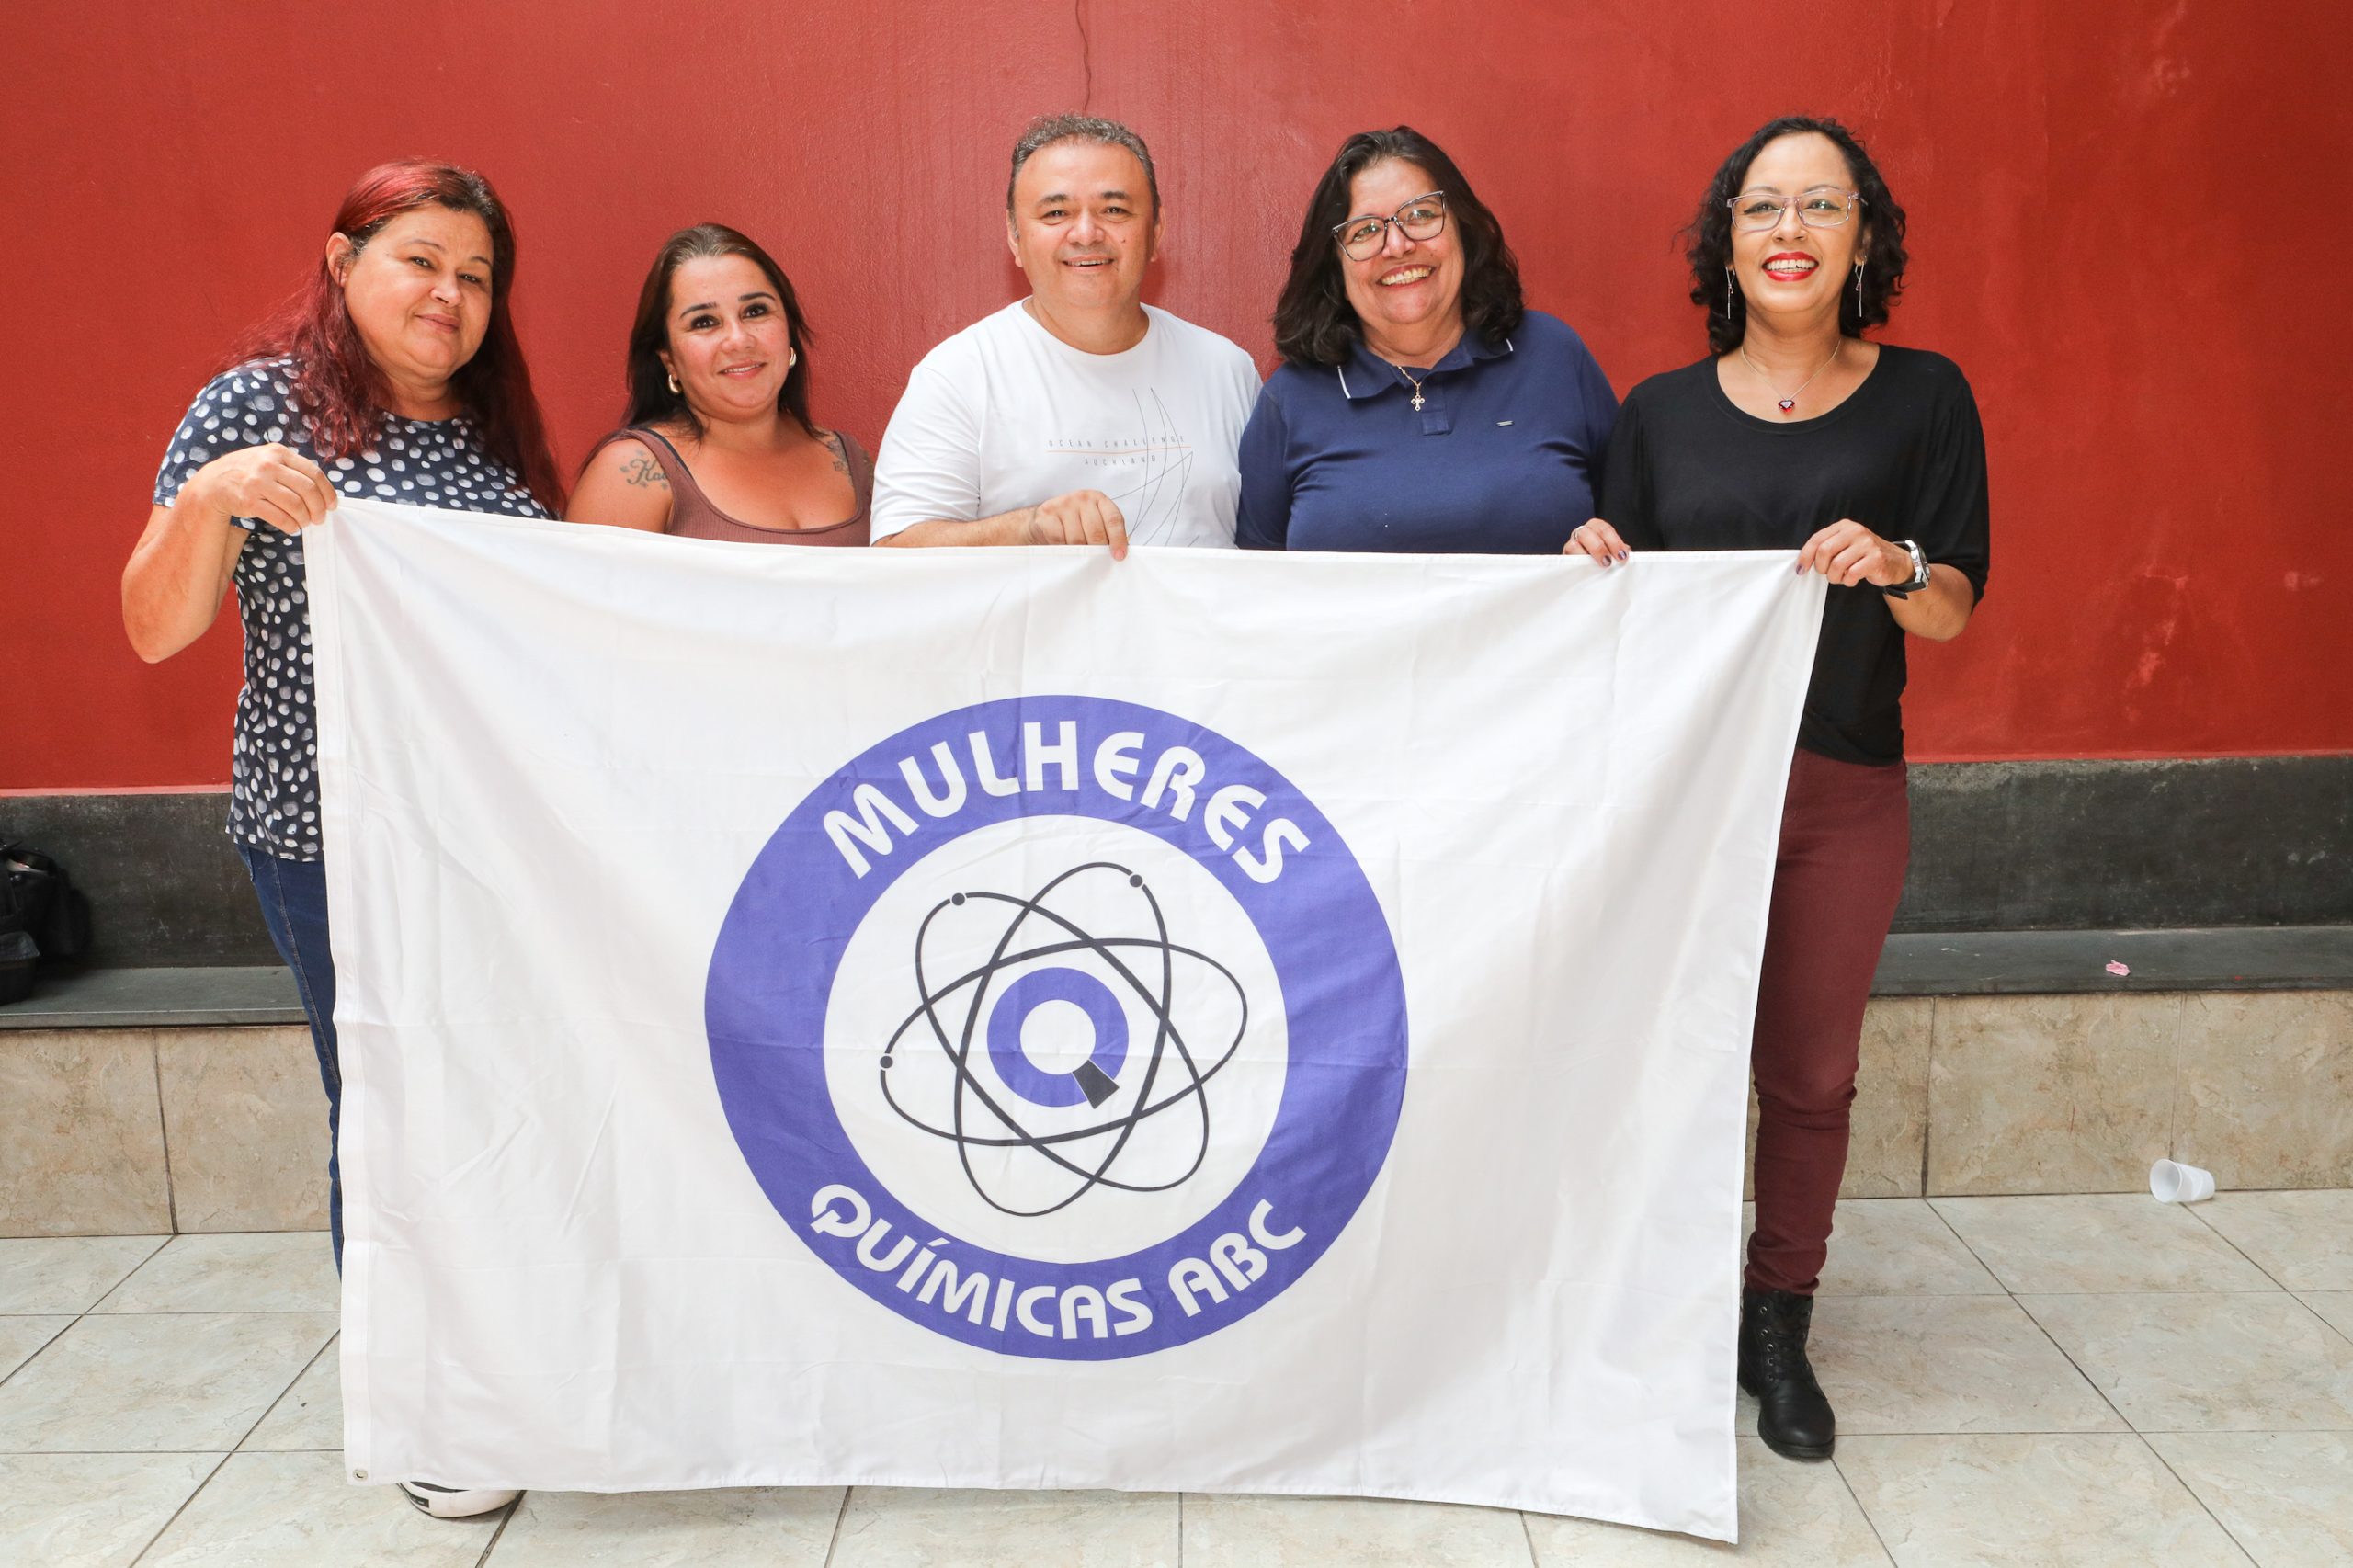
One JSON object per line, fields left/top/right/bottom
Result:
{"left": 620, "top": 454, "right": 669, "bottom": 490}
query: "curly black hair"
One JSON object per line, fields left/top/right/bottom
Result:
{"left": 1272, "top": 127, "right": 1524, "bottom": 368}
{"left": 1687, "top": 116, "right": 1908, "bottom": 354}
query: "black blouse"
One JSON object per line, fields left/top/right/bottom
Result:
{"left": 1599, "top": 345, "right": 1991, "bottom": 765}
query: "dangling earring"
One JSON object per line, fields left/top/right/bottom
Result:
{"left": 1853, "top": 260, "right": 1865, "bottom": 310}
{"left": 666, "top": 370, "right": 680, "bottom": 394}
{"left": 1724, "top": 266, "right": 1735, "bottom": 320}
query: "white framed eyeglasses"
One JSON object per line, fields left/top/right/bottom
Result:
{"left": 1727, "top": 187, "right": 1864, "bottom": 232}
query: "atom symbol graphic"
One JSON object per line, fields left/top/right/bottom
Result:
{"left": 878, "top": 860, "right": 1249, "bottom": 1218}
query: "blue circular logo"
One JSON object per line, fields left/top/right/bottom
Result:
{"left": 983, "top": 968, "right": 1129, "bottom": 1110}
{"left": 706, "top": 696, "right": 1407, "bottom": 1359}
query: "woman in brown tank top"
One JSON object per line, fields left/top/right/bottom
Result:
{"left": 567, "top": 223, "right": 871, "bottom": 544}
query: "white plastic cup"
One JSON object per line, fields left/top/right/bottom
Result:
{"left": 2150, "top": 1159, "right": 2216, "bottom": 1204}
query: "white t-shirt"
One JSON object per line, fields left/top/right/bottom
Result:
{"left": 870, "top": 301, "right": 1262, "bottom": 548}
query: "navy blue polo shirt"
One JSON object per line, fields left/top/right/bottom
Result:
{"left": 1235, "top": 310, "right": 1617, "bottom": 553}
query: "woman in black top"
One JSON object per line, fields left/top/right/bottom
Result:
{"left": 1568, "top": 117, "right": 1990, "bottom": 1463}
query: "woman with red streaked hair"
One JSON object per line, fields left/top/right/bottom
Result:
{"left": 121, "top": 157, "right": 554, "bottom": 1523}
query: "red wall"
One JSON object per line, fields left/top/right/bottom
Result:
{"left": 9, "top": 0, "right": 2349, "bottom": 788}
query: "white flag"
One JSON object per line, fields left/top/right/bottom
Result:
{"left": 307, "top": 501, "right": 1823, "bottom": 1541}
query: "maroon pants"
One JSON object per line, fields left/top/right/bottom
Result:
{"left": 1745, "top": 747, "right": 1911, "bottom": 1296}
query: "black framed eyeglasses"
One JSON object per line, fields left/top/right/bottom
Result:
{"left": 1726, "top": 187, "right": 1864, "bottom": 232}
{"left": 1332, "top": 192, "right": 1448, "bottom": 260}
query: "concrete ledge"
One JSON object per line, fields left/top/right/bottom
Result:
{"left": 11, "top": 759, "right": 2347, "bottom": 967}
{"left": 1874, "top": 926, "right": 2353, "bottom": 995}
{"left": 0, "top": 967, "right": 303, "bottom": 1030}
{"left": 8, "top": 926, "right": 2347, "bottom": 1032}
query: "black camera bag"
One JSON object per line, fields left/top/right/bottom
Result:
{"left": 2, "top": 843, "right": 93, "bottom": 966}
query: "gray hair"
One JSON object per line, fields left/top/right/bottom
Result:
{"left": 1006, "top": 113, "right": 1161, "bottom": 217}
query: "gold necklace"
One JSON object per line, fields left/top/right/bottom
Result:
{"left": 1739, "top": 337, "right": 1841, "bottom": 415}
{"left": 1372, "top": 323, "right": 1462, "bottom": 411}
{"left": 1398, "top": 365, "right": 1427, "bottom": 412}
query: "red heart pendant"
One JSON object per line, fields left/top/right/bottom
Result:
{"left": 1778, "top": 398, "right": 1797, "bottom": 413}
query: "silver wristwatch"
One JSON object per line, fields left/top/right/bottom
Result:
{"left": 1881, "top": 539, "right": 1931, "bottom": 598}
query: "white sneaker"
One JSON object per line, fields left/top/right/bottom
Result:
{"left": 398, "top": 1480, "right": 520, "bottom": 1517}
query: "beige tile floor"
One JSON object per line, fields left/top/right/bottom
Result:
{"left": 3, "top": 1195, "right": 2348, "bottom": 1567}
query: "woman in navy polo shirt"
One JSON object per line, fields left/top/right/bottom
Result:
{"left": 1237, "top": 126, "right": 1616, "bottom": 552}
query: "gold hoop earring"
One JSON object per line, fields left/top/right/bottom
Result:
{"left": 666, "top": 371, "right": 680, "bottom": 395}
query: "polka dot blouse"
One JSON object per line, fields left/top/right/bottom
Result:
{"left": 153, "top": 358, "right": 551, "bottom": 860}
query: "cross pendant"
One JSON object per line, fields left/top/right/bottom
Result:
{"left": 1411, "top": 392, "right": 1425, "bottom": 412}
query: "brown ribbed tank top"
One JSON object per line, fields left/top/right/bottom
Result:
{"left": 586, "top": 425, "right": 872, "bottom": 545}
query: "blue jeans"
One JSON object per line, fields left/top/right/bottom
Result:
{"left": 237, "top": 846, "right": 343, "bottom": 1268}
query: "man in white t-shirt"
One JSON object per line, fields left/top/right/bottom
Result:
{"left": 871, "top": 114, "right": 1261, "bottom": 556}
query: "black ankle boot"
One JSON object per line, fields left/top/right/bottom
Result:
{"left": 1739, "top": 1287, "right": 1836, "bottom": 1460}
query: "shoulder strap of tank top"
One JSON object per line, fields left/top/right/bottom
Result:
{"left": 608, "top": 425, "right": 728, "bottom": 532}
{"left": 584, "top": 426, "right": 688, "bottom": 485}
{"left": 834, "top": 429, "right": 875, "bottom": 508}
{"left": 629, "top": 427, "right": 706, "bottom": 501}
{"left": 585, "top": 426, "right": 705, "bottom": 530}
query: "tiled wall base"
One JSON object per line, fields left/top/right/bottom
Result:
{"left": 6, "top": 996, "right": 2347, "bottom": 1236}
{"left": 1751, "top": 990, "right": 2347, "bottom": 1202}
{"left": 2, "top": 1028, "right": 327, "bottom": 1237}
